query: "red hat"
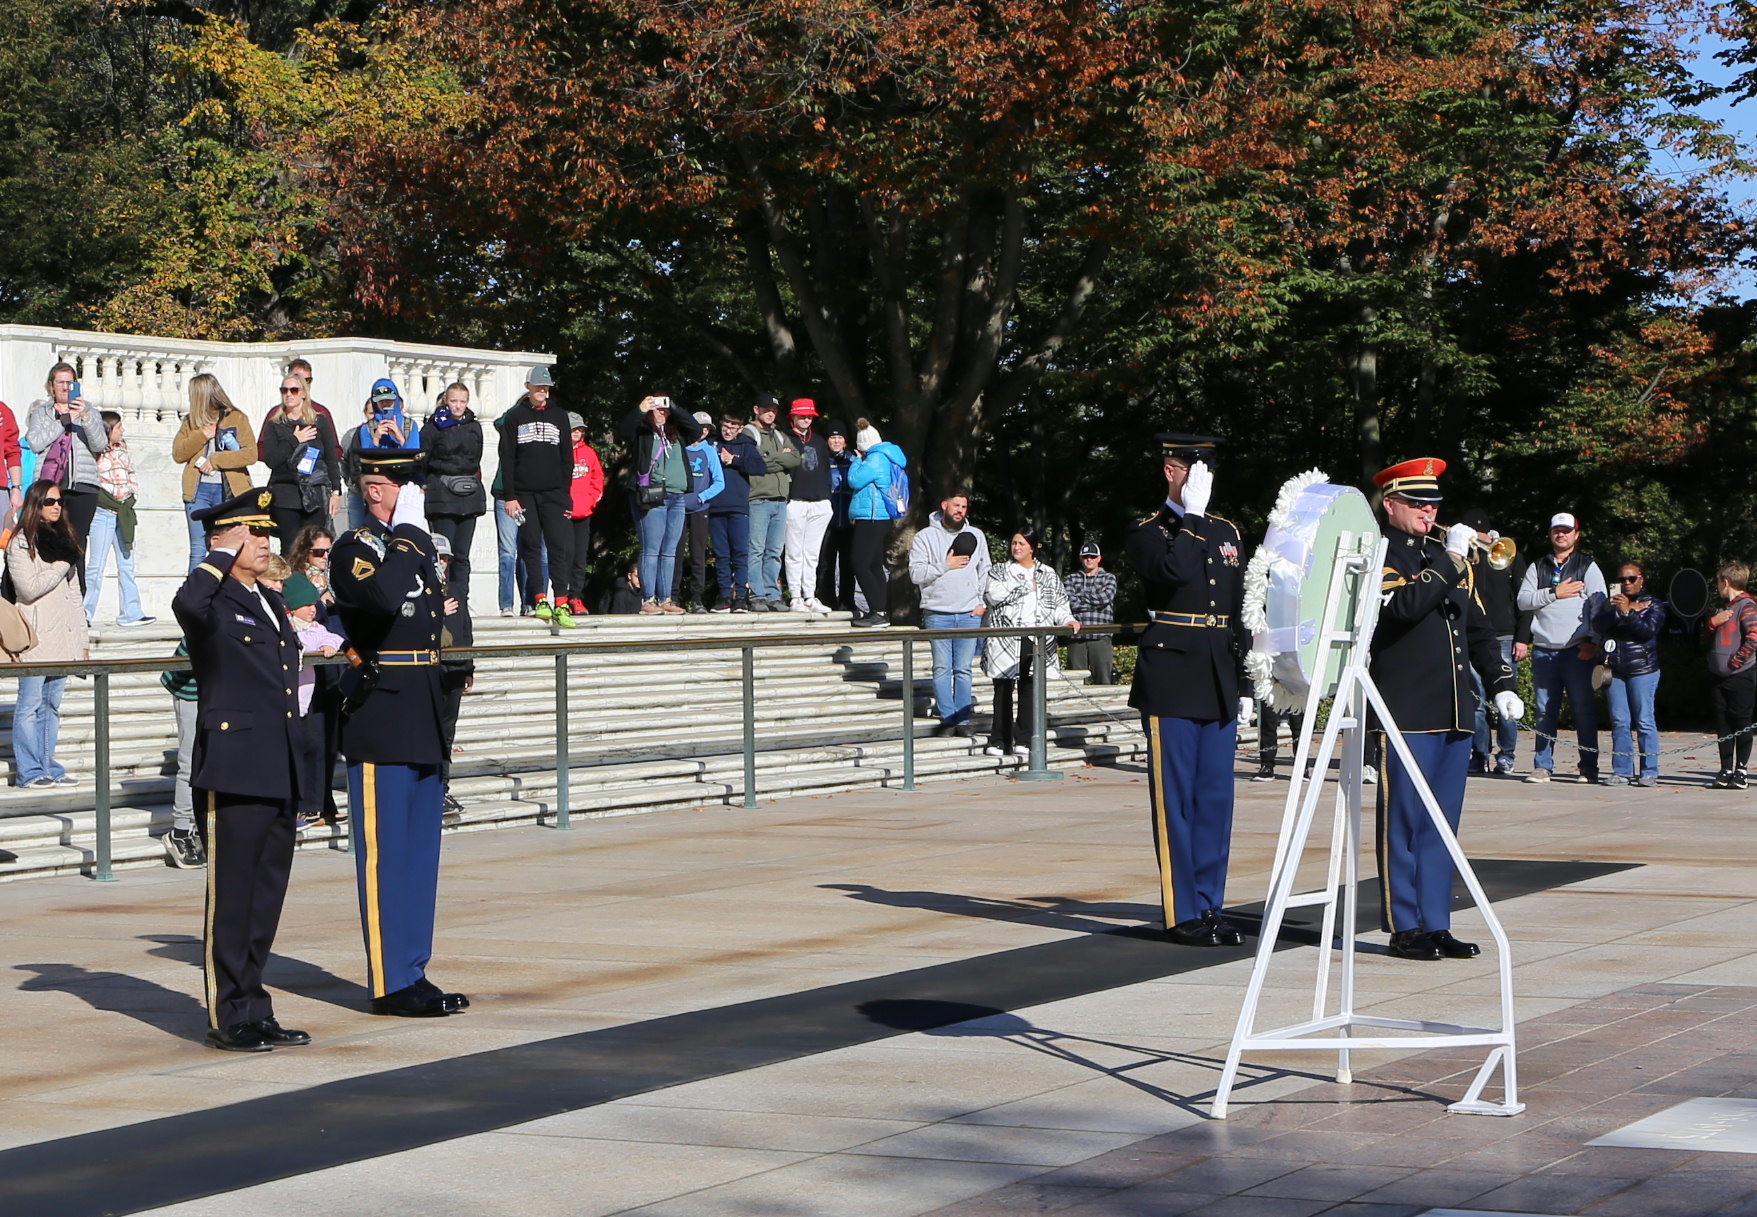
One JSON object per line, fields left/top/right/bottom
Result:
{"left": 1373, "top": 457, "right": 1446, "bottom": 503}
{"left": 789, "top": 398, "right": 818, "bottom": 418}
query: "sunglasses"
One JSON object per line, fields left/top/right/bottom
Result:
{"left": 281, "top": 386, "right": 303, "bottom": 394}
{"left": 248, "top": 526, "right": 276, "bottom": 537}
{"left": 41, "top": 497, "right": 62, "bottom": 506}
{"left": 309, "top": 548, "right": 331, "bottom": 558}
{"left": 1621, "top": 575, "right": 1643, "bottom": 583}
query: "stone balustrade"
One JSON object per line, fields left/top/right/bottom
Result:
{"left": 0, "top": 325, "right": 552, "bottom": 618}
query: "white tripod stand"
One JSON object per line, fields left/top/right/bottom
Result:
{"left": 1210, "top": 532, "right": 1523, "bottom": 1120}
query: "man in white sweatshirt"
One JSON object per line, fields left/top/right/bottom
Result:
{"left": 908, "top": 490, "right": 990, "bottom": 736}
{"left": 1515, "top": 511, "right": 1606, "bottom": 783}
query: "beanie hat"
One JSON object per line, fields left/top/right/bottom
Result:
{"left": 282, "top": 572, "right": 322, "bottom": 610}
{"left": 856, "top": 424, "right": 882, "bottom": 452}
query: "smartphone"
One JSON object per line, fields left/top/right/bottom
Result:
{"left": 68, "top": 380, "right": 82, "bottom": 402}
{"left": 654, "top": 396, "right": 671, "bottom": 409}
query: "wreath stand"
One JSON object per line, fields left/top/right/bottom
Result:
{"left": 1209, "top": 530, "right": 1524, "bottom": 1120}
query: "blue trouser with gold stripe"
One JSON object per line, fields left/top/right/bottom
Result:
{"left": 1376, "top": 730, "right": 1470, "bottom": 933}
{"left": 349, "top": 761, "right": 443, "bottom": 997}
{"left": 1144, "top": 714, "right": 1237, "bottom": 927}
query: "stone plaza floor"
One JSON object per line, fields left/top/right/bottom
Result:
{"left": 2, "top": 735, "right": 1756, "bottom": 1216}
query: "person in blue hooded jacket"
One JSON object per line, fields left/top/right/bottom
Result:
{"left": 671, "top": 411, "right": 727, "bottom": 612}
{"left": 845, "top": 422, "right": 908, "bottom": 628}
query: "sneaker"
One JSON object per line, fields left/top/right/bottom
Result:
{"left": 1633, "top": 774, "right": 1658, "bottom": 788}
{"left": 864, "top": 612, "right": 891, "bottom": 629}
{"left": 520, "top": 605, "right": 536, "bottom": 616}
{"left": 51, "top": 774, "right": 76, "bottom": 786}
{"left": 533, "top": 599, "right": 555, "bottom": 622}
{"left": 1579, "top": 771, "right": 1600, "bottom": 785}
{"left": 952, "top": 723, "right": 976, "bottom": 739}
{"left": 765, "top": 598, "right": 787, "bottom": 613}
{"left": 639, "top": 599, "right": 662, "bottom": 615}
{"left": 1525, "top": 768, "right": 1552, "bottom": 784}
{"left": 1602, "top": 774, "right": 1629, "bottom": 787}
{"left": 660, "top": 599, "right": 686, "bottom": 614}
{"left": 1494, "top": 757, "right": 1516, "bottom": 776}
{"left": 21, "top": 776, "right": 54, "bottom": 789}
{"left": 1252, "top": 766, "right": 1276, "bottom": 782}
{"left": 1468, "top": 755, "right": 1489, "bottom": 776}
{"left": 552, "top": 605, "right": 577, "bottom": 629}
{"left": 116, "top": 616, "right": 156, "bottom": 627}
{"left": 569, "top": 598, "right": 590, "bottom": 616}
{"left": 712, "top": 598, "right": 733, "bottom": 614}
{"left": 745, "top": 597, "right": 768, "bottom": 612}
{"left": 733, "top": 598, "right": 753, "bottom": 614}
{"left": 500, "top": 607, "right": 515, "bottom": 618}
{"left": 1734, "top": 771, "right": 1750, "bottom": 791}
{"left": 164, "top": 829, "right": 204, "bottom": 869}
{"left": 806, "top": 599, "right": 832, "bottom": 614}
{"left": 983, "top": 746, "right": 1006, "bottom": 757}
{"left": 788, "top": 600, "right": 810, "bottom": 613}
{"left": 295, "top": 811, "right": 321, "bottom": 831}
{"left": 1012, "top": 745, "right": 1031, "bottom": 757}
{"left": 687, "top": 601, "right": 708, "bottom": 614}
{"left": 1712, "top": 770, "right": 1735, "bottom": 789}
{"left": 443, "top": 793, "right": 465, "bottom": 815}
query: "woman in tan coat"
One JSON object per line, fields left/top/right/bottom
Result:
{"left": 171, "top": 373, "right": 257, "bottom": 572}
{"left": 6, "top": 480, "right": 89, "bottom": 787}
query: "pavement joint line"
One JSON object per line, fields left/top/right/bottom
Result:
{"left": 0, "top": 859, "right": 1634, "bottom": 1217}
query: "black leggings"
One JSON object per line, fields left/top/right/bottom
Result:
{"left": 516, "top": 489, "right": 574, "bottom": 601}
{"left": 990, "top": 639, "right": 1038, "bottom": 751}
{"left": 1712, "top": 671, "right": 1757, "bottom": 772}
{"left": 851, "top": 520, "right": 890, "bottom": 613}
{"left": 272, "top": 504, "right": 328, "bottom": 552}
{"left": 63, "top": 486, "right": 98, "bottom": 588}
{"left": 428, "top": 514, "right": 479, "bottom": 594}
{"left": 563, "top": 516, "right": 593, "bottom": 604}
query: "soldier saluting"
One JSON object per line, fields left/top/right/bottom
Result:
{"left": 172, "top": 488, "right": 310, "bottom": 1052}
{"left": 329, "top": 451, "right": 469, "bottom": 1017}
{"left": 1370, "top": 459, "right": 1521, "bottom": 961}
{"left": 1125, "top": 434, "right": 1251, "bottom": 947}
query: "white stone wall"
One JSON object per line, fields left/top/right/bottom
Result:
{"left": 0, "top": 325, "right": 552, "bottom": 618}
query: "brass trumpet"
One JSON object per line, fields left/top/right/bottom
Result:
{"left": 1471, "top": 533, "right": 1518, "bottom": 570}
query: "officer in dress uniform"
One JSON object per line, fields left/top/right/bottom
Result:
{"left": 1126, "top": 434, "right": 1251, "bottom": 947}
{"left": 1371, "top": 458, "right": 1523, "bottom": 961}
{"left": 329, "top": 450, "right": 469, "bottom": 1017}
{"left": 172, "top": 488, "right": 311, "bottom": 1052}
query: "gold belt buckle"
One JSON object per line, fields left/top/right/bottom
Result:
{"left": 1204, "top": 614, "right": 1219, "bottom": 628}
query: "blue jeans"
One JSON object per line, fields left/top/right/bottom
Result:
{"left": 710, "top": 513, "right": 750, "bottom": 602}
{"left": 1471, "top": 635, "right": 1518, "bottom": 766}
{"left": 746, "top": 500, "right": 787, "bottom": 601}
{"left": 1532, "top": 645, "right": 1600, "bottom": 776}
{"left": 14, "top": 675, "right": 66, "bottom": 785}
{"left": 84, "top": 507, "right": 146, "bottom": 623}
{"left": 1607, "top": 669, "right": 1660, "bottom": 779}
{"left": 637, "top": 494, "right": 687, "bottom": 603}
{"left": 185, "top": 481, "right": 225, "bottom": 571}
{"left": 923, "top": 610, "right": 981, "bottom": 726}
{"left": 495, "top": 501, "right": 545, "bottom": 611}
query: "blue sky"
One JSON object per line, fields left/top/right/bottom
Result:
{"left": 1670, "top": 29, "right": 1755, "bottom": 297}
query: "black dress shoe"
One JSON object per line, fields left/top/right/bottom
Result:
{"left": 414, "top": 977, "right": 471, "bottom": 1012}
{"left": 1429, "top": 929, "right": 1481, "bottom": 959}
{"left": 206, "top": 1022, "right": 274, "bottom": 1052}
{"left": 1166, "top": 918, "right": 1224, "bottom": 947}
{"left": 1387, "top": 930, "right": 1442, "bottom": 961}
{"left": 249, "top": 1017, "right": 311, "bottom": 1046}
{"left": 1202, "top": 909, "right": 1245, "bottom": 947}
{"left": 371, "top": 983, "right": 454, "bottom": 1017}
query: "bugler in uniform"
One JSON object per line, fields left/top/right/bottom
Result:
{"left": 171, "top": 488, "right": 312, "bottom": 1052}
{"left": 1370, "top": 458, "right": 1521, "bottom": 961}
{"left": 1126, "top": 434, "right": 1251, "bottom": 947}
{"left": 328, "top": 450, "right": 469, "bottom": 1017}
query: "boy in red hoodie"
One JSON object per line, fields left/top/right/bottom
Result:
{"left": 561, "top": 412, "right": 605, "bottom": 623}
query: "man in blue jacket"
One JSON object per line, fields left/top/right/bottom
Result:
{"left": 847, "top": 423, "right": 908, "bottom": 628}
{"left": 710, "top": 412, "right": 767, "bottom": 612}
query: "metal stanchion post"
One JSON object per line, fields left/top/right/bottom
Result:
{"left": 1013, "top": 630, "right": 1062, "bottom": 782}
{"left": 742, "top": 646, "right": 757, "bottom": 808}
{"left": 93, "top": 672, "right": 115, "bottom": 881}
{"left": 901, "top": 637, "right": 915, "bottom": 790}
{"left": 554, "top": 652, "right": 571, "bottom": 829}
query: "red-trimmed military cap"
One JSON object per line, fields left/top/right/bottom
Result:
{"left": 1374, "top": 457, "right": 1446, "bottom": 503}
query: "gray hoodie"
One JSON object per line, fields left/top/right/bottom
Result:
{"left": 1516, "top": 551, "right": 1607, "bottom": 649}
{"left": 908, "top": 511, "right": 991, "bottom": 613}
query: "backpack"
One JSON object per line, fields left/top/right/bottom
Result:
{"left": 882, "top": 458, "right": 910, "bottom": 520}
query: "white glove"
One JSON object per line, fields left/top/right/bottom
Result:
{"left": 389, "top": 481, "right": 429, "bottom": 534}
{"left": 1239, "top": 696, "right": 1254, "bottom": 726}
{"left": 1445, "top": 523, "right": 1474, "bottom": 558}
{"left": 1182, "top": 460, "right": 1213, "bottom": 516}
{"left": 1494, "top": 691, "right": 1523, "bottom": 722}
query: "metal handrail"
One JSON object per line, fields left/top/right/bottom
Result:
{"left": 6, "top": 622, "right": 1139, "bottom": 882}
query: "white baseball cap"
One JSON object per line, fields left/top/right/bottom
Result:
{"left": 1550, "top": 512, "right": 1578, "bottom": 530}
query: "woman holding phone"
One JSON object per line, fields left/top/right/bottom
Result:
{"left": 26, "top": 362, "right": 109, "bottom": 554}
{"left": 261, "top": 374, "right": 343, "bottom": 548}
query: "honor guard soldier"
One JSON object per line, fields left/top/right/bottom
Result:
{"left": 172, "top": 489, "right": 311, "bottom": 1052}
{"left": 1126, "top": 434, "right": 1251, "bottom": 947}
{"left": 1371, "top": 458, "right": 1522, "bottom": 961}
{"left": 330, "top": 451, "right": 470, "bottom": 1017}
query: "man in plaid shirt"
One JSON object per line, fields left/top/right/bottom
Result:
{"left": 1064, "top": 542, "right": 1117, "bottom": 684}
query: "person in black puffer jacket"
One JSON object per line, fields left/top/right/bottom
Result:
{"left": 420, "top": 382, "right": 487, "bottom": 593}
{"left": 1590, "top": 560, "right": 1666, "bottom": 787}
